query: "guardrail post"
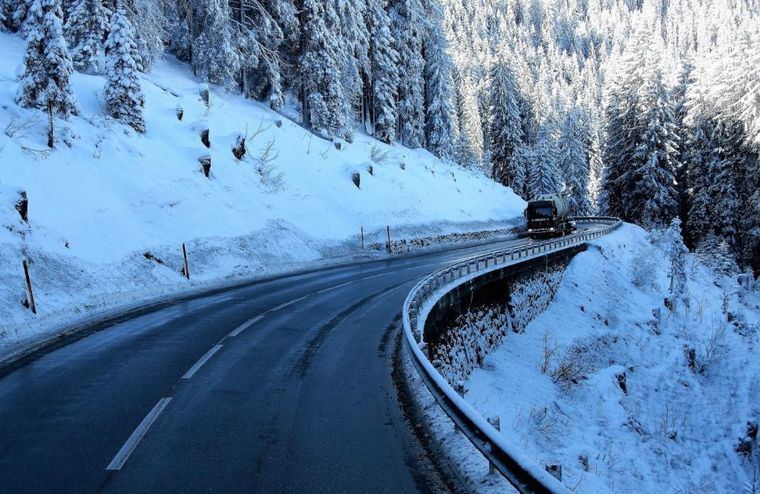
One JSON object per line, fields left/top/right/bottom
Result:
{"left": 487, "top": 416, "right": 501, "bottom": 475}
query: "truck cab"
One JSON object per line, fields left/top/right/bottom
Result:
{"left": 525, "top": 194, "right": 572, "bottom": 237}
{"left": 526, "top": 200, "right": 556, "bottom": 232}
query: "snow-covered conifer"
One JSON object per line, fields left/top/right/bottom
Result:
{"left": 104, "top": 5, "right": 144, "bottom": 133}
{"left": 1, "top": 0, "right": 29, "bottom": 32}
{"left": 558, "top": 107, "right": 591, "bottom": 215}
{"left": 299, "top": 0, "right": 346, "bottom": 137}
{"left": 623, "top": 59, "right": 679, "bottom": 229}
{"left": 336, "top": 0, "right": 370, "bottom": 135}
{"left": 662, "top": 218, "right": 689, "bottom": 308}
{"left": 423, "top": 0, "right": 455, "bottom": 159}
{"left": 64, "top": 0, "right": 108, "bottom": 73}
{"left": 455, "top": 76, "right": 485, "bottom": 168}
{"left": 193, "top": 0, "right": 240, "bottom": 89}
{"left": 696, "top": 234, "right": 740, "bottom": 276}
{"left": 126, "top": 0, "right": 163, "bottom": 72}
{"left": 488, "top": 56, "right": 524, "bottom": 188}
{"left": 391, "top": 0, "right": 426, "bottom": 148}
{"left": 16, "top": 0, "right": 79, "bottom": 118}
{"left": 529, "top": 120, "right": 561, "bottom": 198}
{"left": 508, "top": 145, "right": 531, "bottom": 199}
{"left": 367, "top": 0, "right": 399, "bottom": 143}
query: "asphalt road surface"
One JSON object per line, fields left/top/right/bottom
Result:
{"left": 0, "top": 234, "right": 545, "bottom": 493}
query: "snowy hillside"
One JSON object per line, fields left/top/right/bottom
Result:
{"left": 465, "top": 225, "right": 759, "bottom": 493}
{"left": 0, "top": 31, "right": 525, "bottom": 355}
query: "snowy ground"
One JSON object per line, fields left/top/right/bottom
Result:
{"left": 0, "top": 31, "right": 525, "bottom": 357}
{"left": 465, "top": 224, "right": 759, "bottom": 493}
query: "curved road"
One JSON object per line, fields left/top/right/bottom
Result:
{"left": 0, "top": 234, "right": 544, "bottom": 493}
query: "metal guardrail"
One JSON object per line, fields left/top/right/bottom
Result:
{"left": 402, "top": 217, "right": 622, "bottom": 494}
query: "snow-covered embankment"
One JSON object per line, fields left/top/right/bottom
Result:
{"left": 0, "top": 31, "right": 525, "bottom": 356}
{"left": 464, "top": 225, "right": 759, "bottom": 493}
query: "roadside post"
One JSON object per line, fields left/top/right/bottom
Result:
{"left": 22, "top": 260, "right": 36, "bottom": 314}
{"left": 182, "top": 243, "right": 190, "bottom": 280}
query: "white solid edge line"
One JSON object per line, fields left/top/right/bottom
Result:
{"left": 106, "top": 397, "right": 172, "bottom": 471}
{"left": 181, "top": 344, "right": 223, "bottom": 380}
{"left": 228, "top": 314, "right": 265, "bottom": 337}
{"left": 316, "top": 281, "right": 354, "bottom": 294}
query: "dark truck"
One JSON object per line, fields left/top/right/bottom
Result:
{"left": 525, "top": 193, "right": 574, "bottom": 238}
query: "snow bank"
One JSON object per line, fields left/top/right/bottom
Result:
{"left": 465, "top": 224, "right": 759, "bottom": 493}
{"left": 0, "top": 31, "right": 525, "bottom": 355}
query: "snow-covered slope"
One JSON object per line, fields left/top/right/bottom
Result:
{"left": 466, "top": 225, "right": 759, "bottom": 493}
{"left": 0, "top": 31, "right": 525, "bottom": 354}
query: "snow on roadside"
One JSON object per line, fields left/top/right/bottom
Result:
{"left": 465, "top": 224, "right": 759, "bottom": 493}
{"left": 0, "top": 31, "right": 525, "bottom": 357}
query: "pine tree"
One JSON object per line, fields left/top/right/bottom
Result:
{"left": 423, "top": 0, "right": 455, "bottom": 159}
{"left": 299, "top": 0, "right": 346, "bottom": 137}
{"left": 16, "top": 0, "right": 79, "bottom": 119}
{"left": 126, "top": 0, "right": 163, "bottom": 72}
{"left": 193, "top": 0, "right": 240, "bottom": 89}
{"left": 529, "top": 120, "right": 561, "bottom": 198}
{"left": 684, "top": 116, "right": 715, "bottom": 247}
{"left": 558, "top": 107, "right": 591, "bottom": 215}
{"left": 623, "top": 60, "right": 679, "bottom": 229}
{"left": 260, "top": 0, "right": 298, "bottom": 103}
{"left": 164, "top": 1, "right": 191, "bottom": 62}
{"left": 600, "top": 65, "right": 639, "bottom": 219}
{"left": 336, "top": 0, "right": 370, "bottom": 137}
{"left": 696, "top": 234, "right": 740, "bottom": 276}
{"left": 663, "top": 218, "right": 689, "bottom": 309}
{"left": 509, "top": 145, "right": 531, "bottom": 199}
{"left": 488, "top": 57, "right": 524, "bottom": 188}
{"left": 64, "top": 0, "right": 108, "bottom": 73}
{"left": 104, "top": 5, "right": 145, "bottom": 133}
{"left": 367, "top": 0, "right": 399, "bottom": 143}
{"left": 1, "top": 0, "right": 29, "bottom": 32}
{"left": 455, "top": 74, "right": 484, "bottom": 168}
{"left": 672, "top": 61, "right": 692, "bottom": 227}
{"left": 227, "top": 0, "right": 289, "bottom": 109}
{"left": 730, "top": 30, "right": 760, "bottom": 274}
{"left": 705, "top": 123, "right": 742, "bottom": 252}
{"left": 391, "top": 0, "right": 426, "bottom": 148}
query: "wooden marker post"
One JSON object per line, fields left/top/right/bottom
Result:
{"left": 182, "top": 243, "right": 190, "bottom": 280}
{"left": 360, "top": 226, "right": 365, "bottom": 252}
{"left": 386, "top": 226, "right": 392, "bottom": 254}
{"left": 22, "top": 260, "right": 36, "bottom": 314}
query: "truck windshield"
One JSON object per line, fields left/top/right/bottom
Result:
{"left": 528, "top": 202, "right": 554, "bottom": 219}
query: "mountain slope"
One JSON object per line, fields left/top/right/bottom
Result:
{"left": 0, "top": 32, "right": 524, "bottom": 354}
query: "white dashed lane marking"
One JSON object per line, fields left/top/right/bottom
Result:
{"left": 228, "top": 314, "right": 265, "bottom": 338}
{"left": 106, "top": 397, "right": 172, "bottom": 471}
{"left": 181, "top": 345, "right": 223, "bottom": 380}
